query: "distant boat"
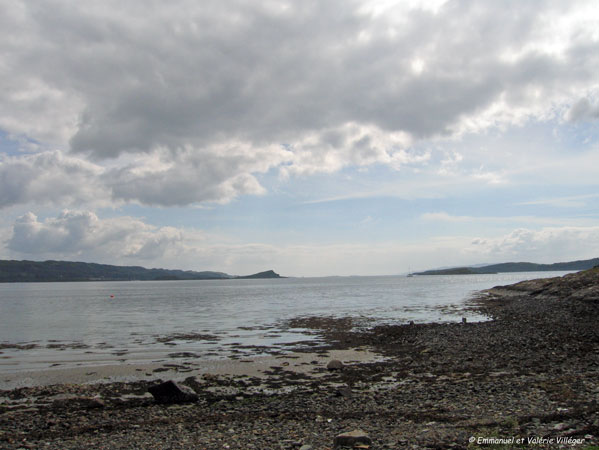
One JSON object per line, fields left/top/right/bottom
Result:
{"left": 407, "top": 267, "right": 414, "bottom": 277}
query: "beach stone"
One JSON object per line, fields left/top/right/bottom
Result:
{"left": 148, "top": 380, "right": 198, "bottom": 404}
{"left": 334, "top": 386, "right": 352, "bottom": 397}
{"left": 327, "top": 359, "right": 344, "bottom": 371}
{"left": 51, "top": 396, "right": 104, "bottom": 409}
{"left": 334, "top": 429, "right": 372, "bottom": 448}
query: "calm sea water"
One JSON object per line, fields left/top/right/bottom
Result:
{"left": 0, "top": 272, "right": 570, "bottom": 371}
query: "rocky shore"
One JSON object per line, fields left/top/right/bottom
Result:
{"left": 2, "top": 269, "right": 599, "bottom": 449}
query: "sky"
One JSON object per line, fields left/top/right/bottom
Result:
{"left": 1, "top": 0, "right": 599, "bottom": 277}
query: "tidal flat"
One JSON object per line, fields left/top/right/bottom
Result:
{"left": 1, "top": 269, "right": 599, "bottom": 449}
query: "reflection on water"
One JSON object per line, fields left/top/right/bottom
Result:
{"left": 0, "top": 272, "right": 570, "bottom": 371}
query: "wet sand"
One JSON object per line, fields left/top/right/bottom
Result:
{"left": 0, "top": 347, "right": 385, "bottom": 390}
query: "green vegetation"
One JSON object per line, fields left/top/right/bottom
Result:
{"left": 0, "top": 260, "right": 282, "bottom": 282}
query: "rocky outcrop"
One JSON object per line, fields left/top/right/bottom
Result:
{"left": 494, "top": 267, "right": 599, "bottom": 300}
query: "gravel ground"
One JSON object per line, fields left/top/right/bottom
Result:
{"left": 1, "top": 269, "right": 599, "bottom": 449}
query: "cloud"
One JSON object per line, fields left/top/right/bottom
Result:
{"left": 470, "top": 226, "right": 599, "bottom": 261}
{"left": 0, "top": 151, "right": 105, "bottom": 208}
{"left": 0, "top": 146, "right": 289, "bottom": 208}
{"left": 106, "top": 144, "right": 291, "bottom": 206}
{"left": 279, "top": 123, "right": 423, "bottom": 177}
{"left": 1, "top": 0, "right": 598, "bottom": 180}
{"left": 6, "top": 210, "right": 186, "bottom": 261}
{"left": 567, "top": 98, "right": 599, "bottom": 122}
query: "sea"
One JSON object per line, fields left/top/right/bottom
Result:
{"left": 0, "top": 272, "right": 571, "bottom": 373}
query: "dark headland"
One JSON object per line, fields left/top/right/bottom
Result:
{"left": 1, "top": 269, "right": 599, "bottom": 448}
{"left": 0, "top": 259, "right": 283, "bottom": 282}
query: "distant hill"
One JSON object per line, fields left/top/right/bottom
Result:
{"left": 415, "top": 257, "right": 599, "bottom": 276}
{"left": 0, "top": 260, "right": 283, "bottom": 282}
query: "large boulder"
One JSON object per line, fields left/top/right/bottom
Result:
{"left": 148, "top": 380, "right": 198, "bottom": 404}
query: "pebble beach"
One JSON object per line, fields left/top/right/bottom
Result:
{"left": 2, "top": 269, "right": 599, "bottom": 449}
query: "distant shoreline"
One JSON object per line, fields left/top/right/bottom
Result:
{"left": 0, "top": 260, "right": 283, "bottom": 283}
{"left": 0, "top": 276, "right": 287, "bottom": 284}
{"left": 414, "top": 257, "right": 599, "bottom": 275}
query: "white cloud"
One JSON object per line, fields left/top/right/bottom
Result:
{"left": 6, "top": 210, "right": 187, "bottom": 262}
{"left": 106, "top": 144, "right": 291, "bottom": 206}
{"left": 469, "top": 226, "right": 599, "bottom": 262}
{"left": 279, "top": 123, "right": 421, "bottom": 177}
{"left": 0, "top": 151, "right": 105, "bottom": 208}
{"left": 0, "top": 147, "right": 290, "bottom": 208}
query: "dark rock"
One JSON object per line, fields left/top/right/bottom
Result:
{"left": 327, "top": 359, "right": 344, "bottom": 370}
{"left": 148, "top": 380, "right": 198, "bottom": 404}
{"left": 334, "top": 429, "right": 372, "bottom": 448}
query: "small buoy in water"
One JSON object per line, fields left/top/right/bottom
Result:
{"left": 110, "top": 294, "right": 115, "bottom": 298}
